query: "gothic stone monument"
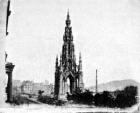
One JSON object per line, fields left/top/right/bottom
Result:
{"left": 54, "top": 12, "right": 84, "bottom": 99}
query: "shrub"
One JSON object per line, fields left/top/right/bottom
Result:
{"left": 94, "top": 85, "right": 138, "bottom": 108}
{"left": 38, "top": 95, "right": 65, "bottom": 106}
{"left": 12, "top": 95, "right": 29, "bottom": 105}
{"left": 67, "top": 89, "right": 94, "bottom": 104}
{"left": 94, "top": 91, "right": 115, "bottom": 107}
{"left": 115, "top": 86, "right": 138, "bottom": 108}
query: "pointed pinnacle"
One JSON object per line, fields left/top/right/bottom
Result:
{"left": 67, "top": 9, "right": 70, "bottom": 20}
{"left": 79, "top": 52, "right": 81, "bottom": 60}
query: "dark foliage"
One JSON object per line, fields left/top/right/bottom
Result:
{"left": 38, "top": 90, "right": 44, "bottom": 96}
{"left": 94, "top": 86, "right": 138, "bottom": 108}
{"left": 38, "top": 95, "right": 65, "bottom": 106}
{"left": 94, "top": 91, "right": 115, "bottom": 108}
{"left": 12, "top": 95, "right": 30, "bottom": 105}
{"left": 67, "top": 89, "right": 94, "bottom": 104}
{"left": 115, "top": 86, "right": 138, "bottom": 108}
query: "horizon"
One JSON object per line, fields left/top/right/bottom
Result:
{"left": 13, "top": 78, "right": 139, "bottom": 87}
{"left": 6, "top": 0, "right": 140, "bottom": 87}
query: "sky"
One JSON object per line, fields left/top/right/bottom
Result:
{"left": 6, "top": 0, "right": 140, "bottom": 87}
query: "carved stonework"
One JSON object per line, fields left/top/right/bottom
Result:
{"left": 54, "top": 12, "right": 84, "bottom": 99}
{"left": 5, "top": 62, "right": 15, "bottom": 103}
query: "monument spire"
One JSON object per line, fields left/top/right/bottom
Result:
{"left": 79, "top": 52, "right": 82, "bottom": 71}
{"left": 55, "top": 55, "right": 58, "bottom": 69}
{"left": 66, "top": 10, "right": 71, "bottom": 26}
{"left": 60, "top": 53, "right": 62, "bottom": 71}
{"left": 96, "top": 69, "right": 98, "bottom": 94}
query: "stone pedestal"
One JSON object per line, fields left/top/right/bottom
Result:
{"left": 5, "top": 62, "right": 14, "bottom": 103}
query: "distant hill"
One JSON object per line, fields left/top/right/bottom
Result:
{"left": 88, "top": 79, "right": 140, "bottom": 92}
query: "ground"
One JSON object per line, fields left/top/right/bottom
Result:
{"left": 0, "top": 103, "right": 139, "bottom": 113}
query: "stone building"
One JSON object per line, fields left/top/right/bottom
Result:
{"left": 21, "top": 80, "right": 34, "bottom": 94}
{"left": 33, "top": 83, "right": 54, "bottom": 95}
{"left": 54, "top": 12, "right": 84, "bottom": 99}
{"left": 13, "top": 80, "right": 22, "bottom": 87}
{"left": 20, "top": 81, "right": 54, "bottom": 96}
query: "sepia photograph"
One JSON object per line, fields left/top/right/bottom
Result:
{"left": 0, "top": 0, "right": 140, "bottom": 112}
